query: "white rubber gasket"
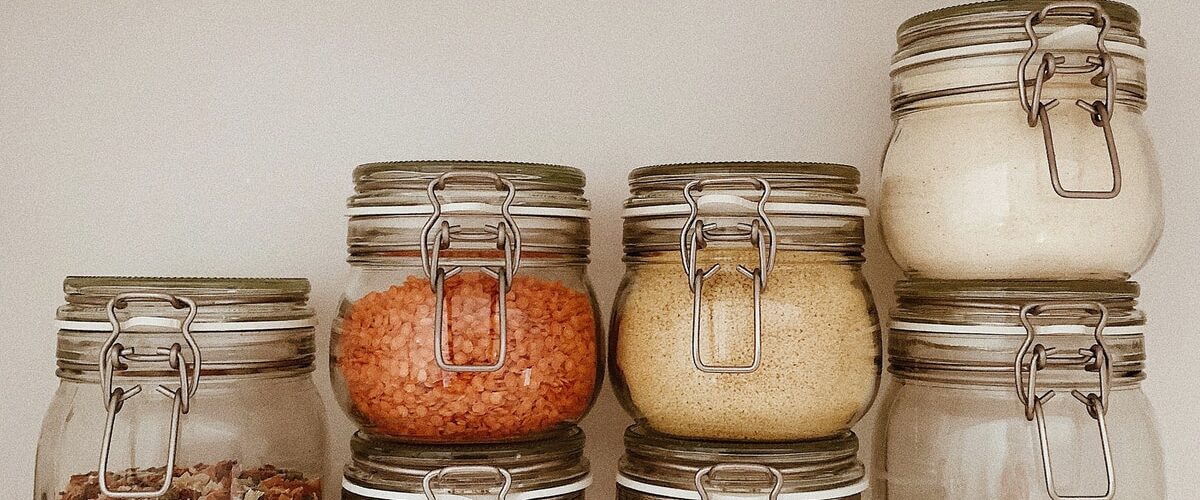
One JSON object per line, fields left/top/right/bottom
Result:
{"left": 615, "top": 474, "right": 867, "bottom": 500}
{"left": 891, "top": 24, "right": 1147, "bottom": 73}
{"left": 348, "top": 203, "right": 591, "bottom": 219}
{"left": 623, "top": 195, "right": 868, "bottom": 219}
{"left": 889, "top": 321, "right": 1143, "bottom": 336}
{"left": 55, "top": 317, "right": 318, "bottom": 332}
{"left": 341, "top": 475, "right": 592, "bottom": 500}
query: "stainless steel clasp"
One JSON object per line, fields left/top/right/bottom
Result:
{"left": 97, "top": 292, "right": 201, "bottom": 498}
{"left": 694, "top": 463, "right": 784, "bottom": 500}
{"left": 1015, "top": 302, "right": 1115, "bottom": 500}
{"left": 419, "top": 171, "right": 521, "bottom": 372}
{"left": 679, "top": 177, "right": 777, "bottom": 374}
{"left": 1018, "top": 2, "right": 1121, "bottom": 200}
{"left": 422, "top": 465, "right": 513, "bottom": 500}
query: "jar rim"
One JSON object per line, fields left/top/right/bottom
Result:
{"left": 350, "top": 160, "right": 589, "bottom": 211}
{"left": 619, "top": 425, "right": 864, "bottom": 495}
{"left": 345, "top": 427, "right": 589, "bottom": 494}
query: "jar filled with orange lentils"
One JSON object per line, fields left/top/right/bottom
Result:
{"left": 332, "top": 161, "right": 603, "bottom": 442}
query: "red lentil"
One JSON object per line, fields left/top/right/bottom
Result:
{"left": 337, "top": 272, "right": 598, "bottom": 440}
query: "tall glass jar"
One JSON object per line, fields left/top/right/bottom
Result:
{"left": 873, "top": 280, "right": 1165, "bottom": 499}
{"left": 617, "top": 425, "right": 867, "bottom": 500}
{"left": 342, "top": 426, "right": 591, "bottom": 500}
{"left": 882, "top": 0, "right": 1163, "bottom": 279}
{"left": 35, "top": 277, "right": 327, "bottom": 500}
{"left": 611, "top": 162, "right": 881, "bottom": 441}
{"left": 331, "top": 161, "right": 603, "bottom": 442}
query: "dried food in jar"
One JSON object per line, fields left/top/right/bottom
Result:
{"left": 337, "top": 271, "right": 598, "bottom": 440}
{"left": 57, "top": 460, "right": 320, "bottom": 500}
{"left": 615, "top": 249, "right": 879, "bottom": 440}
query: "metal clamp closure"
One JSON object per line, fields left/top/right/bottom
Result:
{"left": 422, "top": 465, "right": 513, "bottom": 500}
{"left": 679, "top": 178, "right": 777, "bottom": 374}
{"left": 1015, "top": 302, "right": 1115, "bottom": 500}
{"left": 97, "top": 293, "right": 201, "bottom": 498}
{"left": 419, "top": 172, "right": 521, "bottom": 372}
{"left": 1018, "top": 2, "right": 1121, "bottom": 200}
{"left": 694, "top": 463, "right": 784, "bottom": 500}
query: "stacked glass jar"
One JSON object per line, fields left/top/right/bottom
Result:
{"left": 875, "top": 1, "right": 1166, "bottom": 499}
{"left": 330, "top": 161, "right": 603, "bottom": 499}
{"left": 35, "top": 277, "right": 327, "bottom": 500}
{"left": 611, "top": 162, "right": 880, "bottom": 499}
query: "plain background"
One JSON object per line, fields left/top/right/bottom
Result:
{"left": 2, "top": 1, "right": 1196, "bottom": 498}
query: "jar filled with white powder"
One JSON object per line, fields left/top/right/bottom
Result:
{"left": 882, "top": 1, "right": 1163, "bottom": 279}
{"left": 611, "top": 163, "right": 881, "bottom": 441}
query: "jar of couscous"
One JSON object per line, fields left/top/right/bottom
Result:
{"left": 342, "top": 426, "right": 591, "bottom": 500}
{"left": 882, "top": 0, "right": 1163, "bottom": 280}
{"left": 617, "top": 425, "right": 867, "bottom": 500}
{"left": 873, "top": 280, "right": 1164, "bottom": 499}
{"left": 610, "top": 162, "right": 881, "bottom": 441}
{"left": 331, "top": 161, "right": 603, "bottom": 442}
{"left": 34, "top": 277, "right": 326, "bottom": 500}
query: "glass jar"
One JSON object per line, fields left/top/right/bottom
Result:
{"left": 617, "top": 424, "right": 867, "bottom": 500}
{"left": 873, "top": 280, "right": 1165, "bottom": 499}
{"left": 331, "top": 161, "right": 602, "bottom": 442}
{"left": 611, "top": 162, "right": 881, "bottom": 441}
{"left": 341, "top": 426, "right": 590, "bottom": 500}
{"left": 881, "top": 1, "right": 1163, "bottom": 280}
{"left": 35, "top": 277, "right": 327, "bottom": 500}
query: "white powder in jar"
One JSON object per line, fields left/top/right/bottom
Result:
{"left": 614, "top": 249, "right": 880, "bottom": 441}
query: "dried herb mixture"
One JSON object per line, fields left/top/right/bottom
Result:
{"left": 58, "top": 460, "right": 320, "bottom": 500}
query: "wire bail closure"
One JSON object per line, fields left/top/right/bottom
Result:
{"left": 694, "top": 463, "right": 784, "bottom": 500}
{"left": 419, "top": 171, "right": 522, "bottom": 373}
{"left": 679, "top": 177, "right": 777, "bottom": 374}
{"left": 1015, "top": 302, "right": 1115, "bottom": 500}
{"left": 96, "top": 292, "right": 202, "bottom": 499}
{"left": 1018, "top": 2, "right": 1122, "bottom": 200}
{"left": 422, "top": 465, "right": 514, "bottom": 500}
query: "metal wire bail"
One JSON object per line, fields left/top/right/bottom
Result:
{"left": 678, "top": 177, "right": 777, "bottom": 374}
{"left": 694, "top": 463, "right": 784, "bottom": 500}
{"left": 97, "top": 292, "right": 201, "bottom": 499}
{"left": 419, "top": 171, "right": 521, "bottom": 372}
{"left": 1015, "top": 302, "right": 1115, "bottom": 500}
{"left": 1018, "top": 1, "right": 1122, "bottom": 200}
{"left": 422, "top": 465, "right": 514, "bottom": 500}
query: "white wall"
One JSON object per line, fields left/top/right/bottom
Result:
{"left": 2, "top": 1, "right": 1195, "bottom": 498}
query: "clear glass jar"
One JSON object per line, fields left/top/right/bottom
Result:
{"left": 611, "top": 162, "right": 881, "bottom": 441}
{"left": 331, "top": 161, "right": 603, "bottom": 442}
{"left": 35, "top": 277, "right": 327, "bottom": 500}
{"left": 882, "top": 1, "right": 1163, "bottom": 280}
{"left": 341, "top": 426, "right": 590, "bottom": 500}
{"left": 617, "top": 424, "right": 867, "bottom": 500}
{"left": 873, "top": 280, "right": 1165, "bottom": 499}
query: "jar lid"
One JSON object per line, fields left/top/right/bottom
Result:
{"left": 346, "top": 161, "right": 592, "bottom": 263}
{"left": 55, "top": 276, "right": 317, "bottom": 376}
{"left": 891, "top": 1, "right": 1147, "bottom": 114}
{"left": 344, "top": 427, "right": 590, "bottom": 500}
{"left": 622, "top": 162, "right": 867, "bottom": 255}
{"left": 889, "top": 279, "right": 1146, "bottom": 387}
{"left": 892, "top": 279, "right": 1143, "bottom": 330}
{"left": 348, "top": 161, "right": 590, "bottom": 218}
{"left": 617, "top": 425, "right": 866, "bottom": 500}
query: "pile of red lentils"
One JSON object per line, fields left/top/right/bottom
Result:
{"left": 337, "top": 271, "right": 598, "bottom": 441}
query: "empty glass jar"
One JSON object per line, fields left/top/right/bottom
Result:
{"left": 35, "top": 277, "right": 326, "bottom": 500}
{"left": 873, "top": 280, "right": 1164, "bottom": 499}
{"left": 617, "top": 424, "right": 867, "bottom": 500}
{"left": 611, "top": 162, "right": 881, "bottom": 441}
{"left": 882, "top": 0, "right": 1163, "bottom": 279}
{"left": 342, "top": 426, "right": 591, "bottom": 500}
{"left": 331, "top": 161, "right": 603, "bottom": 442}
